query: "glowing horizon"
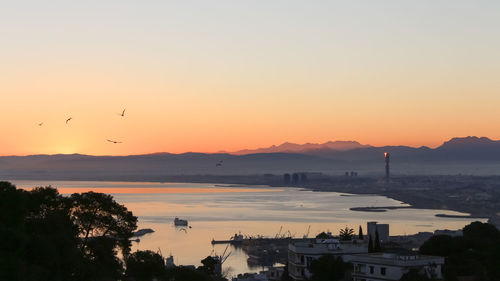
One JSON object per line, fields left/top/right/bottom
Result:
{"left": 1, "top": 1, "right": 499, "bottom": 156}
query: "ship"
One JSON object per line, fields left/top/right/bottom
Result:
{"left": 174, "top": 217, "right": 188, "bottom": 226}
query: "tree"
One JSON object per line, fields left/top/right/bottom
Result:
{"left": 339, "top": 227, "right": 354, "bottom": 241}
{"left": 70, "top": 191, "right": 138, "bottom": 257}
{"left": 23, "top": 187, "right": 82, "bottom": 281}
{"left": 83, "top": 236, "right": 124, "bottom": 281}
{"left": 0, "top": 181, "right": 28, "bottom": 281}
{"left": 125, "top": 250, "right": 166, "bottom": 281}
{"left": 0, "top": 184, "right": 82, "bottom": 281}
{"left": 166, "top": 266, "right": 215, "bottom": 281}
{"left": 0, "top": 182, "right": 146, "bottom": 281}
{"left": 358, "top": 226, "right": 364, "bottom": 240}
{"left": 419, "top": 235, "right": 458, "bottom": 257}
{"left": 315, "top": 232, "right": 332, "bottom": 239}
{"left": 419, "top": 222, "right": 500, "bottom": 280}
{"left": 308, "top": 255, "right": 351, "bottom": 281}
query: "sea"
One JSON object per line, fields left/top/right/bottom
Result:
{"left": 11, "top": 180, "right": 484, "bottom": 277}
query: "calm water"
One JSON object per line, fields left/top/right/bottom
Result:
{"left": 13, "top": 180, "right": 483, "bottom": 277}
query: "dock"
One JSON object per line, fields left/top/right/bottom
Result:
{"left": 211, "top": 237, "right": 306, "bottom": 245}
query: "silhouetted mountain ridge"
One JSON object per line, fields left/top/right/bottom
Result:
{"left": 231, "top": 140, "right": 370, "bottom": 155}
{"left": 2, "top": 136, "right": 500, "bottom": 178}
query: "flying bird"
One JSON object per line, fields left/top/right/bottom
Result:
{"left": 66, "top": 117, "right": 72, "bottom": 124}
{"left": 107, "top": 139, "right": 122, "bottom": 144}
{"left": 215, "top": 160, "right": 223, "bottom": 167}
{"left": 118, "top": 108, "right": 126, "bottom": 117}
{"left": 38, "top": 122, "right": 43, "bottom": 126}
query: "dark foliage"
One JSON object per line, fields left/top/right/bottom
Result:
{"left": 420, "top": 221, "right": 500, "bottom": 281}
{"left": 70, "top": 191, "right": 137, "bottom": 258}
{"left": 308, "top": 254, "right": 351, "bottom": 281}
{"left": 125, "top": 250, "right": 166, "bottom": 281}
{"left": 0, "top": 181, "right": 138, "bottom": 281}
{"left": 165, "top": 267, "right": 215, "bottom": 281}
{"left": 315, "top": 232, "right": 333, "bottom": 239}
{"left": 339, "top": 227, "right": 354, "bottom": 241}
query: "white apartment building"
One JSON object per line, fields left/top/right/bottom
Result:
{"left": 288, "top": 239, "right": 368, "bottom": 280}
{"left": 350, "top": 251, "right": 444, "bottom": 281}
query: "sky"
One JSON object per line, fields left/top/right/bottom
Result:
{"left": 1, "top": 0, "right": 499, "bottom": 156}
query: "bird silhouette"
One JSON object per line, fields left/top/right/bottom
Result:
{"left": 107, "top": 139, "right": 122, "bottom": 144}
{"left": 66, "top": 117, "right": 72, "bottom": 124}
{"left": 118, "top": 108, "right": 126, "bottom": 117}
{"left": 215, "top": 160, "right": 223, "bottom": 167}
{"left": 38, "top": 122, "right": 43, "bottom": 126}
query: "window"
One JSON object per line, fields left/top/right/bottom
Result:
{"left": 381, "top": 267, "right": 386, "bottom": 275}
{"left": 306, "top": 257, "right": 314, "bottom": 267}
{"left": 369, "top": 266, "right": 374, "bottom": 274}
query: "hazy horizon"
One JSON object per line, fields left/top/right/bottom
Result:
{"left": 2, "top": 1, "right": 500, "bottom": 156}
{"left": 1, "top": 135, "right": 498, "bottom": 157}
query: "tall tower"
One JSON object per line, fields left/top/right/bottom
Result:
{"left": 384, "top": 152, "right": 390, "bottom": 181}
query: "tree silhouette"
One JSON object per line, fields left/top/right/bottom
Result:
{"left": 0, "top": 183, "right": 81, "bottom": 281}
{"left": 125, "top": 250, "right": 166, "bottom": 281}
{"left": 315, "top": 232, "right": 332, "bottom": 239}
{"left": 420, "top": 221, "right": 500, "bottom": 280}
{"left": 70, "top": 191, "right": 138, "bottom": 258}
{"left": 339, "top": 227, "right": 354, "bottom": 241}
{"left": 308, "top": 255, "right": 351, "bottom": 281}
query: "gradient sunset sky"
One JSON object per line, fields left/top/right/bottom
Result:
{"left": 1, "top": 1, "right": 499, "bottom": 156}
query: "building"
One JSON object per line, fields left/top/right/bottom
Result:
{"left": 350, "top": 250, "right": 444, "bottom": 281}
{"left": 260, "top": 266, "right": 285, "bottom": 281}
{"left": 367, "top": 221, "right": 389, "bottom": 243}
{"left": 232, "top": 273, "right": 268, "bottom": 281}
{"left": 165, "top": 255, "right": 175, "bottom": 268}
{"left": 288, "top": 238, "right": 368, "bottom": 280}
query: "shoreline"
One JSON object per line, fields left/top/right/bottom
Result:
{"left": 5, "top": 175, "right": 499, "bottom": 228}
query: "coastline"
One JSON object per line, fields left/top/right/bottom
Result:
{"left": 5, "top": 174, "right": 499, "bottom": 229}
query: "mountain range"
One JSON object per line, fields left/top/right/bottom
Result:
{"left": 229, "top": 140, "right": 371, "bottom": 155}
{"left": 2, "top": 136, "right": 500, "bottom": 180}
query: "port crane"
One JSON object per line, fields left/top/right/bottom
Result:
{"left": 303, "top": 225, "right": 311, "bottom": 238}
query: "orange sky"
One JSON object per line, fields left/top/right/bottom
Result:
{"left": 1, "top": 1, "right": 499, "bottom": 156}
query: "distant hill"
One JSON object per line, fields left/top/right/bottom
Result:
{"left": 2, "top": 136, "right": 500, "bottom": 180}
{"left": 231, "top": 141, "right": 370, "bottom": 155}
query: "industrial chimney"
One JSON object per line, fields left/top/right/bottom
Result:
{"left": 384, "top": 152, "right": 390, "bottom": 182}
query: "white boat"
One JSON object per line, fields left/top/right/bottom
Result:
{"left": 174, "top": 217, "right": 188, "bottom": 226}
